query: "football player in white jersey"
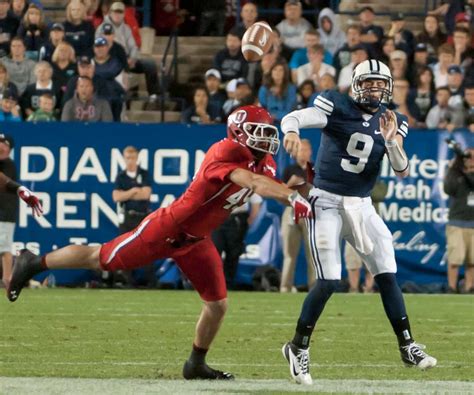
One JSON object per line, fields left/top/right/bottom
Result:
{"left": 280, "top": 60, "right": 437, "bottom": 385}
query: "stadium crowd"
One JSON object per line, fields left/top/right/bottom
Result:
{"left": 0, "top": 0, "right": 471, "bottom": 128}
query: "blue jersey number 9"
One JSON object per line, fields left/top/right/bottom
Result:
{"left": 340, "top": 132, "right": 374, "bottom": 174}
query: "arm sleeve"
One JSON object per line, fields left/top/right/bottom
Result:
{"left": 203, "top": 141, "right": 251, "bottom": 182}
{"left": 61, "top": 100, "right": 74, "bottom": 121}
{"left": 281, "top": 107, "right": 328, "bottom": 134}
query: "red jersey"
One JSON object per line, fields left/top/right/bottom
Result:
{"left": 168, "top": 138, "right": 277, "bottom": 237}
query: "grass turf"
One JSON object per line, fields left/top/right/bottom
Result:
{"left": 0, "top": 289, "right": 472, "bottom": 381}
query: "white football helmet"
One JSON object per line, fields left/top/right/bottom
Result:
{"left": 351, "top": 59, "right": 393, "bottom": 108}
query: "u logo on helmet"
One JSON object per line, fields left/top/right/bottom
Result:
{"left": 229, "top": 110, "right": 247, "bottom": 125}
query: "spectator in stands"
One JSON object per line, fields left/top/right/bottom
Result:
{"left": 93, "top": 0, "right": 141, "bottom": 48}
{"left": 408, "top": 66, "right": 436, "bottom": 126}
{"left": 269, "top": 28, "right": 293, "bottom": 62}
{"left": 98, "top": 2, "right": 159, "bottom": 100}
{"left": 196, "top": 0, "right": 225, "bottom": 36}
{"left": 98, "top": 22, "right": 127, "bottom": 71}
{"left": 464, "top": 85, "right": 474, "bottom": 132}
{"left": 222, "top": 78, "right": 254, "bottom": 117}
{"left": 0, "top": 88, "right": 21, "bottom": 121}
{"left": 26, "top": 93, "right": 56, "bottom": 121}
{"left": 296, "top": 79, "right": 315, "bottom": 109}
{"left": 181, "top": 86, "right": 222, "bottom": 124}
{"left": 337, "top": 44, "right": 368, "bottom": 93}
{"left": 392, "top": 79, "right": 416, "bottom": 127}
{"left": 204, "top": 68, "right": 226, "bottom": 111}
{"left": 16, "top": 3, "right": 48, "bottom": 60}
{"left": 358, "top": 6, "right": 384, "bottom": 57}
{"left": 63, "top": 55, "right": 124, "bottom": 121}
{"left": 93, "top": 36, "right": 126, "bottom": 88}
{"left": 64, "top": 0, "right": 95, "bottom": 57}
{"left": 318, "top": 73, "right": 336, "bottom": 92}
{"left": 213, "top": 28, "right": 248, "bottom": 83}
{"left": 379, "top": 37, "right": 396, "bottom": 65}
{"left": 317, "top": 7, "right": 345, "bottom": 56}
{"left": 20, "top": 61, "right": 61, "bottom": 118}
{"left": 3, "top": 37, "right": 35, "bottom": 95}
{"left": 62, "top": 76, "right": 113, "bottom": 122}
{"left": 428, "top": 0, "right": 464, "bottom": 35}
{"left": 258, "top": 60, "right": 297, "bottom": 121}
{"left": 276, "top": 0, "right": 311, "bottom": 52}
{"left": 333, "top": 25, "right": 365, "bottom": 75}
{"left": 387, "top": 12, "right": 415, "bottom": 57}
{"left": 280, "top": 138, "right": 314, "bottom": 293}
{"left": 431, "top": 43, "right": 455, "bottom": 88}
{"left": 38, "top": 22, "right": 65, "bottom": 62}
{"left": 426, "top": 86, "right": 464, "bottom": 130}
{"left": 289, "top": 29, "right": 333, "bottom": 82}
{"left": 248, "top": 50, "right": 277, "bottom": 91}
{"left": 51, "top": 42, "right": 77, "bottom": 94}
{"left": 10, "top": 0, "right": 28, "bottom": 20}
{"left": 447, "top": 65, "right": 465, "bottom": 111}
{"left": 452, "top": 26, "right": 473, "bottom": 69}
{"left": 407, "top": 43, "right": 430, "bottom": 85}
{"left": 389, "top": 50, "right": 409, "bottom": 81}
{"left": 233, "top": 1, "right": 258, "bottom": 38}
{"left": 0, "top": 0, "right": 20, "bottom": 58}
{"left": 295, "top": 44, "right": 335, "bottom": 87}
{"left": 443, "top": 147, "right": 474, "bottom": 293}
{"left": 0, "top": 62, "right": 18, "bottom": 99}
{"left": 417, "top": 15, "right": 447, "bottom": 62}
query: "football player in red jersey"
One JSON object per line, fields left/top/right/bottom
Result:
{"left": 6, "top": 105, "right": 312, "bottom": 380}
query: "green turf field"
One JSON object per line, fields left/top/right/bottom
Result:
{"left": 1, "top": 289, "right": 473, "bottom": 393}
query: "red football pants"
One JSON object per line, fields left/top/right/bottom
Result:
{"left": 99, "top": 208, "right": 227, "bottom": 301}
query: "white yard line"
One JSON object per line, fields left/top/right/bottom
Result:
{"left": 1, "top": 377, "right": 473, "bottom": 395}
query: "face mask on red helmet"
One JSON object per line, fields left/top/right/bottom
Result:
{"left": 227, "top": 106, "right": 280, "bottom": 155}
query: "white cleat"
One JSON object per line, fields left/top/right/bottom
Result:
{"left": 282, "top": 342, "right": 313, "bottom": 385}
{"left": 400, "top": 342, "right": 437, "bottom": 370}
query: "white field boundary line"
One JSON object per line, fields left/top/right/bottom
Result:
{"left": 0, "top": 361, "right": 470, "bottom": 368}
{"left": 1, "top": 377, "right": 473, "bottom": 395}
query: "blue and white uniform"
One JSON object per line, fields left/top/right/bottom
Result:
{"left": 281, "top": 90, "right": 408, "bottom": 280}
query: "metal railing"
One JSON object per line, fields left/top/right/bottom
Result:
{"left": 159, "top": 29, "right": 179, "bottom": 122}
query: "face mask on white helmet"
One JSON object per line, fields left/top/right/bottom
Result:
{"left": 351, "top": 59, "right": 393, "bottom": 109}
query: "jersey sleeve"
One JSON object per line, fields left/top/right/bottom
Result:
{"left": 313, "top": 90, "right": 336, "bottom": 118}
{"left": 260, "top": 155, "right": 277, "bottom": 179}
{"left": 202, "top": 140, "right": 253, "bottom": 182}
{"left": 395, "top": 113, "right": 409, "bottom": 139}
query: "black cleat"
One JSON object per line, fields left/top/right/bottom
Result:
{"left": 7, "top": 249, "right": 45, "bottom": 302}
{"left": 182, "top": 360, "right": 234, "bottom": 380}
{"left": 400, "top": 342, "right": 437, "bottom": 370}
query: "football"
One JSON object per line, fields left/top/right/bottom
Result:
{"left": 241, "top": 21, "right": 273, "bottom": 62}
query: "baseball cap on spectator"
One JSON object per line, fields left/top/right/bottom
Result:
{"left": 391, "top": 12, "right": 404, "bottom": 21}
{"left": 101, "top": 23, "right": 114, "bottom": 35}
{"left": 94, "top": 37, "right": 108, "bottom": 47}
{"left": 226, "top": 79, "right": 238, "bottom": 94}
{"left": 110, "top": 2, "right": 125, "bottom": 12}
{"left": 359, "top": 6, "right": 375, "bottom": 14}
{"left": 455, "top": 12, "right": 470, "bottom": 23}
{"left": 51, "top": 22, "right": 65, "bottom": 31}
{"left": 415, "top": 43, "right": 428, "bottom": 52}
{"left": 78, "top": 55, "right": 93, "bottom": 65}
{"left": 448, "top": 65, "right": 463, "bottom": 75}
{"left": 205, "top": 68, "right": 221, "bottom": 80}
{"left": 390, "top": 50, "right": 407, "bottom": 61}
{"left": 0, "top": 133, "right": 14, "bottom": 149}
{"left": 236, "top": 78, "right": 250, "bottom": 87}
{"left": 2, "top": 88, "right": 18, "bottom": 101}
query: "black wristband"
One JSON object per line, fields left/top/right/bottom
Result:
{"left": 5, "top": 179, "right": 21, "bottom": 194}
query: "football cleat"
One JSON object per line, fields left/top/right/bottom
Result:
{"left": 182, "top": 360, "right": 234, "bottom": 380}
{"left": 282, "top": 342, "right": 313, "bottom": 385}
{"left": 400, "top": 342, "right": 437, "bottom": 370}
{"left": 7, "top": 249, "right": 45, "bottom": 302}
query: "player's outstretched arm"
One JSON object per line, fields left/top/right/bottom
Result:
{"left": 229, "top": 168, "right": 312, "bottom": 223}
{"left": 380, "top": 110, "right": 409, "bottom": 178}
{"left": 281, "top": 108, "right": 328, "bottom": 157}
{"left": 0, "top": 171, "right": 43, "bottom": 216}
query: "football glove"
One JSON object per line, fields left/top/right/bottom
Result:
{"left": 18, "top": 186, "right": 43, "bottom": 217}
{"left": 288, "top": 191, "right": 312, "bottom": 224}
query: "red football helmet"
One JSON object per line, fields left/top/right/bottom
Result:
{"left": 227, "top": 105, "right": 280, "bottom": 155}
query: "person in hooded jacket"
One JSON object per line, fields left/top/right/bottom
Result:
{"left": 317, "top": 7, "right": 346, "bottom": 56}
